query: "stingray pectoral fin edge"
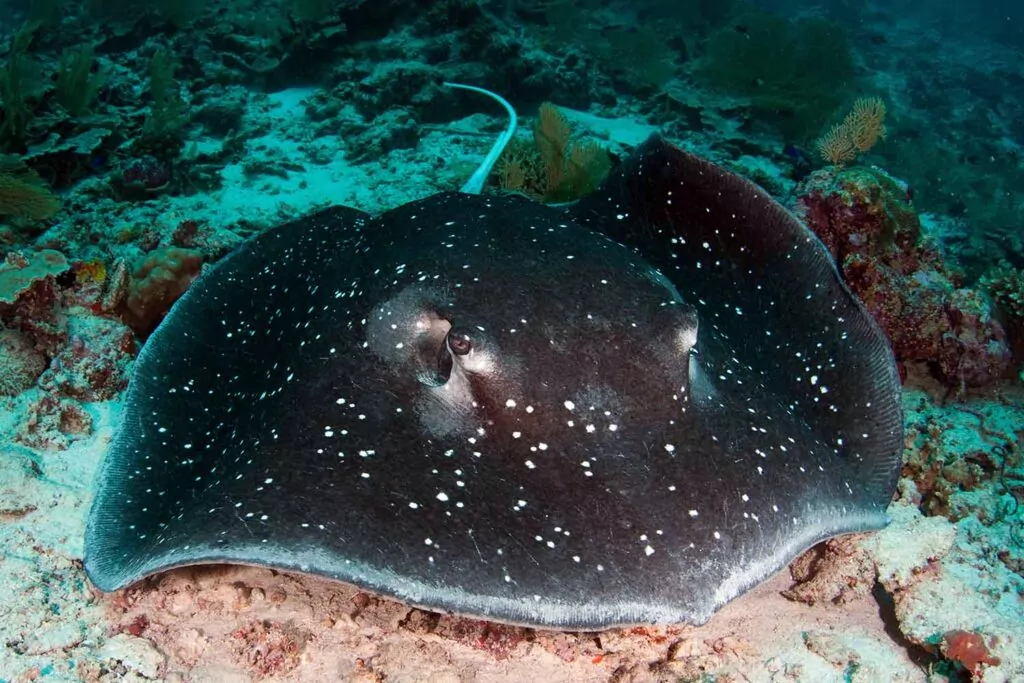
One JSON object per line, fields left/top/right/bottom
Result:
{"left": 571, "top": 133, "right": 905, "bottom": 510}
{"left": 83, "top": 203, "right": 373, "bottom": 590}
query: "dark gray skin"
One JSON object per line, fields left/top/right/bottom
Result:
{"left": 85, "top": 137, "right": 902, "bottom": 629}
{"left": 364, "top": 224, "right": 702, "bottom": 446}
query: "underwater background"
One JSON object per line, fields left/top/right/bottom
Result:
{"left": 0, "top": 0, "right": 1022, "bottom": 681}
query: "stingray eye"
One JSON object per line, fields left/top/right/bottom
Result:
{"left": 447, "top": 328, "right": 473, "bottom": 356}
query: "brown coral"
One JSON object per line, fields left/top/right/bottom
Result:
{"left": 0, "top": 327, "right": 46, "bottom": 396}
{"left": 230, "top": 620, "right": 307, "bottom": 679}
{"left": 121, "top": 247, "right": 203, "bottom": 335}
{"left": 38, "top": 315, "right": 135, "bottom": 401}
{"left": 15, "top": 394, "right": 93, "bottom": 450}
{"left": 0, "top": 249, "right": 70, "bottom": 356}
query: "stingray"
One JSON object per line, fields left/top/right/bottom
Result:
{"left": 85, "top": 84, "right": 903, "bottom": 630}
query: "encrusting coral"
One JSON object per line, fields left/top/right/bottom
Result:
{"left": 795, "top": 165, "right": 1012, "bottom": 390}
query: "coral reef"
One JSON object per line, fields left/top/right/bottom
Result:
{"left": 16, "top": 393, "right": 93, "bottom": 450}
{"left": 981, "top": 261, "right": 1024, "bottom": 320}
{"left": 795, "top": 165, "right": 1013, "bottom": 390}
{"left": 0, "top": 249, "right": 70, "bottom": 356}
{"left": 1, "top": 249, "right": 135, "bottom": 405}
{"left": 38, "top": 315, "right": 134, "bottom": 401}
{"left": 0, "top": 1, "right": 1022, "bottom": 681}
{"left": 230, "top": 619, "right": 309, "bottom": 678}
{"left": 0, "top": 249, "right": 69, "bottom": 306}
{"left": 494, "top": 102, "right": 612, "bottom": 202}
{"left": 0, "top": 328, "right": 46, "bottom": 396}
{"left": 121, "top": 246, "right": 204, "bottom": 335}
{"left": 981, "top": 261, "right": 1024, "bottom": 374}
{"left": 940, "top": 630, "right": 1002, "bottom": 680}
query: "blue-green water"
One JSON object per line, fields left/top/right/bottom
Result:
{"left": 0, "top": 1, "right": 1022, "bottom": 680}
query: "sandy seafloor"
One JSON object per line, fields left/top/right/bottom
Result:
{"left": 1, "top": 89, "right": 1023, "bottom": 683}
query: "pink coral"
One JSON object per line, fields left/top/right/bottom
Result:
{"left": 795, "top": 166, "right": 1012, "bottom": 390}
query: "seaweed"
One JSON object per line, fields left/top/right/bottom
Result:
{"left": 137, "top": 48, "right": 188, "bottom": 158}
{"left": 55, "top": 44, "right": 105, "bottom": 118}
{"left": 0, "top": 26, "right": 46, "bottom": 152}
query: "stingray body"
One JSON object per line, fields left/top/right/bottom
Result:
{"left": 85, "top": 132, "right": 903, "bottom": 629}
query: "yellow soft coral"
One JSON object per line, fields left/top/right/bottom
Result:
{"left": 0, "top": 155, "right": 60, "bottom": 220}
{"left": 815, "top": 97, "right": 887, "bottom": 166}
{"left": 75, "top": 259, "right": 108, "bottom": 285}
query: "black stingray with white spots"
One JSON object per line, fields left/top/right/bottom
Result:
{"left": 85, "top": 136, "right": 903, "bottom": 630}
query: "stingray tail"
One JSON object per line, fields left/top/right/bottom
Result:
{"left": 443, "top": 82, "right": 517, "bottom": 194}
